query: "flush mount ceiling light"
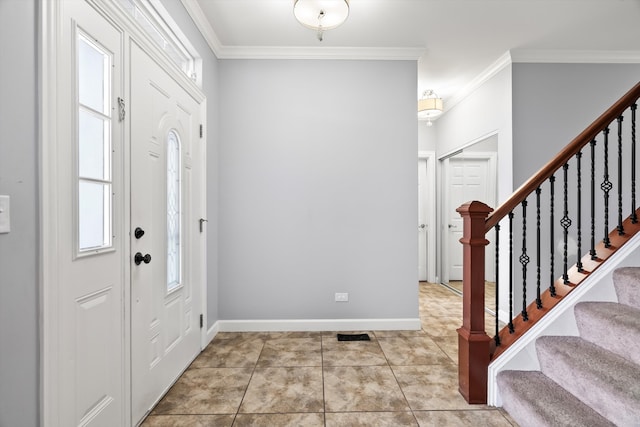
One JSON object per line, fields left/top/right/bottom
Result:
{"left": 418, "top": 90, "right": 444, "bottom": 127}
{"left": 293, "top": 0, "right": 350, "bottom": 42}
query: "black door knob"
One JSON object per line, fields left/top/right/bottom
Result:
{"left": 134, "top": 252, "right": 152, "bottom": 265}
{"left": 134, "top": 227, "right": 145, "bottom": 239}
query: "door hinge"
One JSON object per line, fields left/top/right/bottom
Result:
{"left": 199, "top": 124, "right": 203, "bottom": 138}
{"left": 199, "top": 314, "right": 203, "bottom": 328}
{"left": 117, "top": 97, "right": 126, "bottom": 122}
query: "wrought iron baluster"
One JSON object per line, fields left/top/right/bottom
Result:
{"left": 590, "top": 139, "right": 597, "bottom": 259}
{"left": 495, "top": 224, "right": 501, "bottom": 346}
{"left": 632, "top": 104, "right": 638, "bottom": 224}
{"left": 508, "top": 212, "right": 515, "bottom": 333}
{"left": 602, "top": 127, "right": 612, "bottom": 248}
{"left": 617, "top": 115, "right": 625, "bottom": 235}
{"left": 549, "top": 176, "right": 557, "bottom": 297}
{"left": 576, "top": 151, "right": 583, "bottom": 272}
{"left": 536, "top": 187, "right": 542, "bottom": 309}
{"left": 561, "top": 164, "right": 571, "bottom": 284}
{"left": 520, "top": 201, "right": 530, "bottom": 321}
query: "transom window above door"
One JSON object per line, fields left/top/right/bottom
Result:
{"left": 116, "top": 0, "right": 198, "bottom": 82}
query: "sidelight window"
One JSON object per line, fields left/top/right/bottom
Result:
{"left": 77, "top": 33, "right": 113, "bottom": 252}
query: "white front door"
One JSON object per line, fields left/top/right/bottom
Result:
{"left": 130, "top": 42, "right": 203, "bottom": 425}
{"left": 444, "top": 155, "right": 496, "bottom": 282}
{"left": 56, "top": 1, "right": 126, "bottom": 425}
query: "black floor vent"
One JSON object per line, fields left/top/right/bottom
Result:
{"left": 337, "top": 333, "right": 371, "bottom": 341}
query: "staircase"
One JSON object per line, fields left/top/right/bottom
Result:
{"left": 456, "top": 81, "right": 640, "bottom": 406}
{"left": 498, "top": 267, "right": 640, "bottom": 427}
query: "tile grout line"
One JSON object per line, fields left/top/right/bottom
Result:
{"left": 381, "top": 332, "right": 421, "bottom": 427}
{"left": 230, "top": 337, "right": 266, "bottom": 426}
{"left": 320, "top": 334, "right": 327, "bottom": 427}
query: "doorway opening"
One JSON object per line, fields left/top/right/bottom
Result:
{"left": 418, "top": 151, "right": 436, "bottom": 283}
{"left": 438, "top": 134, "right": 498, "bottom": 314}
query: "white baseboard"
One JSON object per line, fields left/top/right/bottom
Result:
{"left": 206, "top": 321, "right": 220, "bottom": 346}
{"left": 216, "top": 318, "right": 421, "bottom": 332}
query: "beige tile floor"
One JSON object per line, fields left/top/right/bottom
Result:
{"left": 447, "top": 281, "right": 498, "bottom": 314}
{"left": 142, "top": 282, "right": 516, "bottom": 427}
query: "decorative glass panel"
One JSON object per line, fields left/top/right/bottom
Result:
{"left": 77, "top": 32, "right": 112, "bottom": 253}
{"left": 167, "top": 131, "right": 181, "bottom": 290}
{"left": 79, "top": 110, "right": 110, "bottom": 181}
{"left": 79, "top": 181, "right": 111, "bottom": 250}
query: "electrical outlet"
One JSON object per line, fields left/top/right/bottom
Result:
{"left": 0, "top": 195, "right": 10, "bottom": 234}
{"left": 335, "top": 292, "right": 349, "bottom": 302}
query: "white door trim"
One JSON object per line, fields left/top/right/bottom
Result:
{"left": 441, "top": 152, "right": 497, "bottom": 284}
{"left": 418, "top": 151, "right": 437, "bottom": 283}
{"left": 40, "top": 1, "right": 61, "bottom": 423}
{"left": 40, "top": 1, "right": 208, "bottom": 425}
{"left": 198, "top": 99, "right": 209, "bottom": 350}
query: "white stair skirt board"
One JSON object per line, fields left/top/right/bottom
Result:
{"left": 487, "top": 232, "right": 640, "bottom": 407}
{"left": 216, "top": 318, "right": 422, "bottom": 333}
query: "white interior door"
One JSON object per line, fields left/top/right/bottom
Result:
{"left": 444, "top": 155, "right": 496, "bottom": 282}
{"left": 130, "top": 43, "right": 203, "bottom": 424}
{"left": 418, "top": 159, "right": 428, "bottom": 281}
{"left": 56, "top": 1, "right": 126, "bottom": 425}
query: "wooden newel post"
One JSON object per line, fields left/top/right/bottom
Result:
{"left": 456, "top": 200, "right": 493, "bottom": 404}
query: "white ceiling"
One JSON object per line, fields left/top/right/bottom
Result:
{"left": 187, "top": 0, "right": 640, "bottom": 102}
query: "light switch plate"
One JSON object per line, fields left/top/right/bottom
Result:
{"left": 0, "top": 195, "right": 10, "bottom": 234}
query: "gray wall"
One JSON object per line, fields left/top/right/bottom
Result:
{"left": 218, "top": 59, "right": 419, "bottom": 320}
{"left": 0, "top": 0, "right": 39, "bottom": 426}
{"left": 418, "top": 122, "right": 437, "bottom": 151}
{"left": 512, "top": 63, "right": 640, "bottom": 188}
{"left": 158, "top": 0, "right": 220, "bottom": 327}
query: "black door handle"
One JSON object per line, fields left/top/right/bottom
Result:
{"left": 134, "top": 227, "right": 145, "bottom": 239}
{"left": 134, "top": 252, "right": 152, "bottom": 265}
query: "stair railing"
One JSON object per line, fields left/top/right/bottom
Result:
{"left": 457, "top": 81, "right": 640, "bottom": 404}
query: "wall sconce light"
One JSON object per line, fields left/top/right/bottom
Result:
{"left": 418, "top": 90, "right": 444, "bottom": 127}
{"left": 294, "top": 0, "right": 350, "bottom": 41}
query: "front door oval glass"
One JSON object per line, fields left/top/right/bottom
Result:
{"left": 167, "top": 129, "right": 181, "bottom": 291}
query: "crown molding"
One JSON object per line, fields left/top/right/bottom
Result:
{"left": 217, "top": 45, "right": 425, "bottom": 60}
{"left": 180, "top": 0, "right": 223, "bottom": 56}
{"left": 510, "top": 49, "right": 640, "bottom": 64}
{"left": 445, "top": 51, "right": 513, "bottom": 112}
{"left": 443, "top": 48, "right": 640, "bottom": 114}
{"left": 180, "top": 0, "right": 424, "bottom": 61}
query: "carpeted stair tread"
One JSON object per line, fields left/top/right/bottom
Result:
{"left": 613, "top": 267, "right": 640, "bottom": 309}
{"left": 536, "top": 335, "right": 640, "bottom": 426}
{"left": 575, "top": 301, "right": 640, "bottom": 365}
{"left": 497, "top": 370, "right": 615, "bottom": 427}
